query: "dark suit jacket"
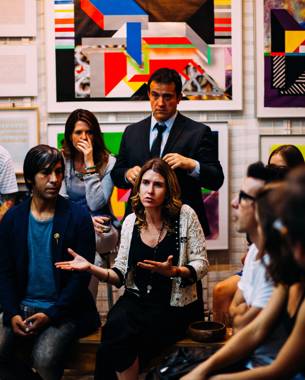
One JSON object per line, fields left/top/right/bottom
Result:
{"left": 111, "top": 112, "right": 224, "bottom": 235}
{"left": 0, "top": 195, "right": 100, "bottom": 337}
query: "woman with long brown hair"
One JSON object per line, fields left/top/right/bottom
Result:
{"left": 60, "top": 109, "right": 119, "bottom": 297}
{"left": 56, "top": 158, "right": 208, "bottom": 380}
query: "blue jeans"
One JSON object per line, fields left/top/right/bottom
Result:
{"left": 0, "top": 306, "right": 77, "bottom": 380}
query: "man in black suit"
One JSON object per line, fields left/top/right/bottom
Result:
{"left": 111, "top": 68, "right": 224, "bottom": 236}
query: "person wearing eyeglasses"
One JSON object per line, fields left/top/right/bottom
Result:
{"left": 213, "top": 162, "right": 273, "bottom": 326}
{"left": 182, "top": 171, "right": 305, "bottom": 380}
{"left": 213, "top": 148, "right": 304, "bottom": 325}
{"left": 228, "top": 162, "right": 277, "bottom": 334}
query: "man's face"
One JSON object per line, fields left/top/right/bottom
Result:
{"left": 231, "top": 177, "right": 265, "bottom": 234}
{"left": 148, "top": 81, "right": 181, "bottom": 122}
{"left": 32, "top": 161, "right": 63, "bottom": 201}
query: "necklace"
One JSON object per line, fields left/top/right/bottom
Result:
{"left": 146, "top": 222, "right": 164, "bottom": 295}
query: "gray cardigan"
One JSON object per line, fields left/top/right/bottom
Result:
{"left": 60, "top": 155, "right": 116, "bottom": 213}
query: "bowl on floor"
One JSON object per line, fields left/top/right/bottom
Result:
{"left": 188, "top": 321, "right": 226, "bottom": 343}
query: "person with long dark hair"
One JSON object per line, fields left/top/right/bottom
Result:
{"left": 212, "top": 147, "right": 304, "bottom": 325}
{"left": 56, "top": 158, "right": 208, "bottom": 380}
{"left": 60, "top": 109, "right": 119, "bottom": 296}
{"left": 268, "top": 144, "right": 304, "bottom": 168}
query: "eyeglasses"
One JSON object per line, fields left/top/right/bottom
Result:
{"left": 238, "top": 190, "right": 256, "bottom": 204}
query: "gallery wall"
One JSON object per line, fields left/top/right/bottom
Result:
{"left": 1, "top": 0, "right": 305, "bottom": 279}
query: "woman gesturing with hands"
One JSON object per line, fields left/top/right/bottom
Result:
{"left": 56, "top": 158, "right": 208, "bottom": 380}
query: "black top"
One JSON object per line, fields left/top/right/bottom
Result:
{"left": 129, "top": 225, "right": 178, "bottom": 304}
{"left": 284, "top": 288, "right": 305, "bottom": 335}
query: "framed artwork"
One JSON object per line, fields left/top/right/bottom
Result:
{"left": 0, "top": 107, "right": 40, "bottom": 173}
{"left": 45, "top": 0, "right": 242, "bottom": 113}
{"left": 0, "top": 0, "right": 36, "bottom": 37}
{"left": 204, "top": 122, "right": 228, "bottom": 250}
{"left": 260, "top": 134, "right": 305, "bottom": 163}
{"left": 47, "top": 120, "right": 228, "bottom": 250}
{"left": 0, "top": 45, "right": 38, "bottom": 97}
{"left": 256, "top": 1, "right": 305, "bottom": 118}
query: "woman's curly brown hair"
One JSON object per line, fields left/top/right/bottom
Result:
{"left": 131, "top": 158, "right": 182, "bottom": 230}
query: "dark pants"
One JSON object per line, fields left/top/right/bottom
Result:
{"left": 0, "top": 313, "right": 77, "bottom": 380}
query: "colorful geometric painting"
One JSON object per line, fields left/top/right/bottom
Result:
{"left": 45, "top": 0, "right": 242, "bottom": 112}
{"left": 257, "top": 0, "right": 305, "bottom": 116}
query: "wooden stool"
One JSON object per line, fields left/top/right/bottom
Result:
{"left": 63, "top": 327, "right": 230, "bottom": 376}
{"left": 64, "top": 328, "right": 101, "bottom": 375}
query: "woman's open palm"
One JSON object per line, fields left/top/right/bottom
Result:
{"left": 55, "top": 248, "right": 90, "bottom": 272}
{"left": 137, "top": 255, "right": 175, "bottom": 277}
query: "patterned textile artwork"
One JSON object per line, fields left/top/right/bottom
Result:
{"left": 264, "top": 0, "right": 305, "bottom": 108}
{"left": 51, "top": 0, "right": 235, "bottom": 107}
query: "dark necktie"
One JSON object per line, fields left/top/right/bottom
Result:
{"left": 150, "top": 123, "right": 166, "bottom": 158}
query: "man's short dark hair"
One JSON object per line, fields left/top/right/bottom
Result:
{"left": 247, "top": 161, "right": 289, "bottom": 183}
{"left": 147, "top": 68, "right": 182, "bottom": 97}
{"left": 247, "top": 161, "right": 270, "bottom": 181}
{"left": 23, "top": 144, "right": 64, "bottom": 191}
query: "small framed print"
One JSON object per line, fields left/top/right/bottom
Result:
{"left": 0, "top": 45, "right": 38, "bottom": 97}
{"left": 0, "top": 0, "right": 36, "bottom": 37}
{"left": 0, "top": 107, "right": 40, "bottom": 173}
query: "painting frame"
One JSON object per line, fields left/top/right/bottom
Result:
{"left": 204, "top": 121, "right": 229, "bottom": 250}
{"left": 45, "top": 1, "right": 242, "bottom": 113}
{"left": 0, "top": 0, "right": 36, "bottom": 37}
{"left": 256, "top": 0, "right": 305, "bottom": 118}
{"left": 0, "top": 45, "right": 38, "bottom": 97}
{"left": 260, "top": 134, "right": 305, "bottom": 163}
{"left": 0, "top": 107, "right": 40, "bottom": 174}
{"left": 47, "top": 120, "right": 228, "bottom": 250}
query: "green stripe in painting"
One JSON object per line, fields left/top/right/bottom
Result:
{"left": 207, "top": 45, "right": 211, "bottom": 65}
{"left": 56, "top": 45, "right": 75, "bottom": 49}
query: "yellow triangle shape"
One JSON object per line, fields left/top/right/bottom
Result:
{"left": 110, "top": 187, "right": 125, "bottom": 220}
{"left": 124, "top": 77, "right": 145, "bottom": 92}
{"left": 285, "top": 31, "right": 305, "bottom": 52}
